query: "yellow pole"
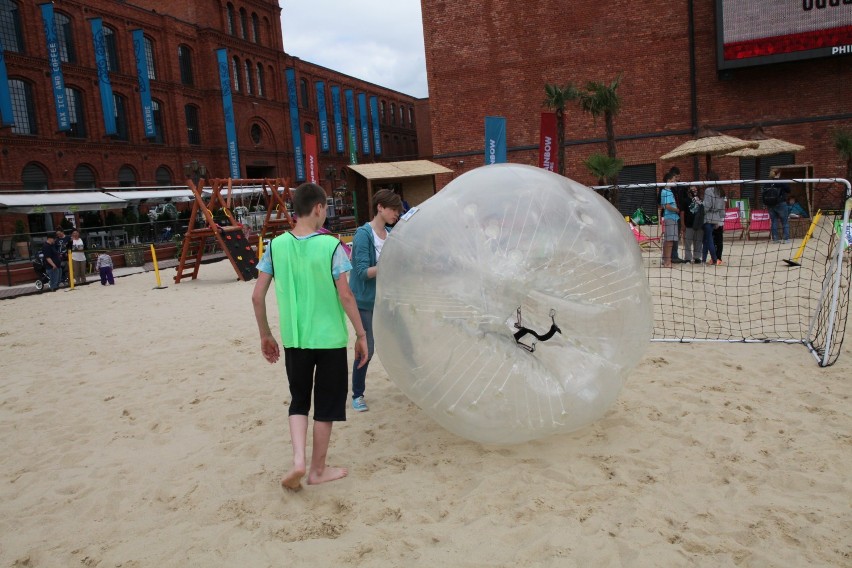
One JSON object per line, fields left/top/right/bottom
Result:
{"left": 257, "top": 233, "right": 264, "bottom": 259}
{"left": 67, "top": 250, "right": 75, "bottom": 290}
{"left": 150, "top": 244, "right": 168, "bottom": 289}
{"left": 791, "top": 210, "right": 822, "bottom": 262}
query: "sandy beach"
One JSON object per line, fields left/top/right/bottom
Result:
{"left": 0, "top": 259, "right": 849, "bottom": 567}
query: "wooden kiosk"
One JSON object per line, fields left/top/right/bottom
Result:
{"left": 174, "top": 177, "right": 294, "bottom": 283}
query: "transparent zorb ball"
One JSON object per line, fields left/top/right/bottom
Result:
{"left": 374, "top": 164, "right": 652, "bottom": 444}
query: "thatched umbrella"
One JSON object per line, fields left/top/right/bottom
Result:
{"left": 661, "top": 125, "right": 759, "bottom": 176}
{"left": 724, "top": 125, "right": 806, "bottom": 208}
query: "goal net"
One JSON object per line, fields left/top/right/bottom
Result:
{"left": 617, "top": 178, "right": 852, "bottom": 367}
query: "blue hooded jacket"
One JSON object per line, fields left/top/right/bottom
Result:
{"left": 349, "top": 222, "right": 390, "bottom": 311}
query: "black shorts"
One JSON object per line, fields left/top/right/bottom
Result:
{"left": 284, "top": 347, "right": 348, "bottom": 421}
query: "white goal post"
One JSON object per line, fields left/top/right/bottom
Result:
{"left": 604, "top": 178, "right": 852, "bottom": 367}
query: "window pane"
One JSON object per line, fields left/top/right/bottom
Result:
{"left": 256, "top": 64, "right": 264, "bottom": 97}
{"left": 226, "top": 3, "right": 235, "bottom": 35}
{"left": 300, "top": 79, "right": 308, "bottom": 109}
{"left": 9, "top": 79, "right": 35, "bottom": 134}
{"left": 244, "top": 61, "right": 253, "bottom": 95}
{"left": 65, "top": 87, "right": 86, "bottom": 138}
{"left": 74, "top": 165, "right": 96, "bottom": 189}
{"left": 185, "top": 105, "right": 200, "bottom": 145}
{"left": 232, "top": 57, "right": 241, "bottom": 92}
{"left": 0, "top": 0, "right": 23, "bottom": 53}
{"left": 152, "top": 99, "right": 164, "bottom": 144}
{"left": 178, "top": 45, "right": 193, "bottom": 86}
{"left": 113, "top": 94, "right": 128, "bottom": 140}
{"left": 155, "top": 166, "right": 171, "bottom": 186}
{"left": 251, "top": 13, "right": 260, "bottom": 44}
{"left": 239, "top": 8, "right": 248, "bottom": 39}
{"left": 104, "top": 26, "right": 119, "bottom": 73}
{"left": 55, "top": 12, "right": 75, "bottom": 63}
{"left": 144, "top": 37, "right": 156, "bottom": 80}
{"left": 118, "top": 166, "right": 136, "bottom": 186}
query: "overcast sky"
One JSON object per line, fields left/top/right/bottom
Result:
{"left": 279, "top": 1, "right": 428, "bottom": 99}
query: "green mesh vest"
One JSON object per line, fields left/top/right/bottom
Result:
{"left": 270, "top": 233, "right": 348, "bottom": 349}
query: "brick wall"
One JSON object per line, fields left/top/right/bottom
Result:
{"left": 421, "top": 0, "right": 852, "bottom": 187}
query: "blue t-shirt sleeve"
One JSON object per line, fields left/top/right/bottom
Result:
{"left": 332, "top": 244, "right": 352, "bottom": 280}
{"left": 257, "top": 246, "right": 272, "bottom": 274}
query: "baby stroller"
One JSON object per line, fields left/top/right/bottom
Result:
{"left": 32, "top": 256, "right": 51, "bottom": 291}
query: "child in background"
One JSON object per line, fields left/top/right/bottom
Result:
{"left": 96, "top": 251, "right": 115, "bottom": 285}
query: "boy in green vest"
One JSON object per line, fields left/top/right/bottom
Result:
{"left": 252, "top": 182, "right": 368, "bottom": 490}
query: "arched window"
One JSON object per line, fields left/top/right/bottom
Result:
{"left": 226, "top": 3, "right": 235, "bottom": 35}
{"left": 409, "top": 106, "right": 415, "bottom": 128}
{"left": 390, "top": 103, "right": 396, "bottom": 126}
{"left": 380, "top": 101, "right": 386, "bottom": 124}
{"left": 400, "top": 105, "right": 404, "bottom": 127}
{"left": 178, "top": 44, "right": 194, "bottom": 86}
{"left": 143, "top": 36, "right": 156, "bottom": 79}
{"left": 232, "top": 56, "right": 241, "bottom": 92}
{"left": 299, "top": 79, "right": 309, "bottom": 109}
{"left": 151, "top": 99, "right": 164, "bottom": 144}
{"left": 54, "top": 11, "right": 75, "bottom": 63}
{"left": 256, "top": 63, "right": 265, "bottom": 97}
{"left": 113, "top": 93, "right": 128, "bottom": 141}
{"left": 250, "top": 124, "right": 262, "bottom": 144}
{"left": 185, "top": 105, "right": 201, "bottom": 145}
{"left": 65, "top": 87, "right": 86, "bottom": 138}
{"left": 103, "top": 25, "right": 120, "bottom": 72}
{"left": 22, "top": 163, "right": 48, "bottom": 190}
{"left": 304, "top": 122, "right": 313, "bottom": 134}
{"left": 73, "top": 165, "right": 96, "bottom": 188}
{"left": 118, "top": 165, "right": 136, "bottom": 187}
{"left": 239, "top": 8, "right": 248, "bottom": 40}
{"left": 251, "top": 13, "right": 260, "bottom": 44}
{"left": 155, "top": 166, "right": 172, "bottom": 186}
{"left": 244, "top": 60, "right": 253, "bottom": 95}
{"left": 9, "top": 79, "right": 36, "bottom": 134}
{"left": 0, "top": 1, "right": 24, "bottom": 54}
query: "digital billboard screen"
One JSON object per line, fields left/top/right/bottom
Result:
{"left": 716, "top": 0, "right": 852, "bottom": 70}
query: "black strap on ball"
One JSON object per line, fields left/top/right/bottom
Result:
{"left": 513, "top": 307, "right": 561, "bottom": 353}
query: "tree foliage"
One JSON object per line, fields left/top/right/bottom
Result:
{"left": 831, "top": 127, "right": 852, "bottom": 181}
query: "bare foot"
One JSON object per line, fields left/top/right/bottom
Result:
{"left": 307, "top": 466, "right": 348, "bottom": 485}
{"left": 281, "top": 466, "right": 306, "bottom": 491}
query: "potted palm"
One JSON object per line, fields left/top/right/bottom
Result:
{"left": 12, "top": 220, "right": 29, "bottom": 259}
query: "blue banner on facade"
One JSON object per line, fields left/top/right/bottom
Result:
{"left": 369, "top": 96, "right": 382, "bottom": 156}
{"left": 344, "top": 89, "right": 358, "bottom": 158}
{"left": 215, "top": 48, "right": 241, "bottom": 178}
{"left": 132, "top": 29, "right": 156, "bottom": 139}
{"left": 0, "top": 38, "right": 14, "bottom": 127}
{"left": 90, "top": 18, "right": 116, "bottom": 136}
{"left": 331, "top": 86, "right": 345, "bottom": 153}
{"left": 485, "top": 116, "right": 507, "bottom": 164}
{"left": 315, "top": 81, "right": 330, "bottom": 152}
{"left": 285, "top": 68, "right": 305, "bottom": 182}
{"left": 41, "top": 3, "right": 70, "bottom": 131}
{"left": 357, "top": 93, "right": 370, "bottom": 155}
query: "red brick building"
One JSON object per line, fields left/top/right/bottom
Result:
{"left": 420, "top": 0, "right": 851, "bottom": 210}
{"left": 0, "top": 0, "right": 420, "bottom": 236}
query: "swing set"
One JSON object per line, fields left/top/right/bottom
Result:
{"left": 174, "top": 177, "right": 294, "bottom": 283}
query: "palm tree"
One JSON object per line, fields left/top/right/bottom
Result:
{"left": 544, "top": 83, "right": 579, "bottom": 176}
{"left": 577, "top": 73, "right": 623, "bottom": 159}
{"left": 832, "top": 127, "right": 852, "bottom": 182}
{"left": 583, "top": 153, "right": 624, "bottom": 203}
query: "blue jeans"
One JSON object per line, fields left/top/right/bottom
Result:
{"left": 47, "top": 266, "right": 61, "bottom": 290}
{"left": 351, "top": 308, "right": 374, "bottom": 399}
{"left": 769, "top": 203, "right": 790, "bottom": 241}
{"left": 702, "top": 223, "right": 717, "bottom": 263}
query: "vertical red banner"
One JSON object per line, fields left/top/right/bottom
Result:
{"left": 305, "top": 133, "right": 319, "bottom": 183}
{"left": 538, "top": 112, "right": 558, "bottom": 172}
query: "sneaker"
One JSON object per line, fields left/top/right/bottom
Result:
{"left": 352, "top": 396, "right": 368, "bottom": 412}
{"left": 715, "top": 259, "right": 723, "bottom": 265}
{"left": 693, "top": 259, "right": 701, "bottom": 264}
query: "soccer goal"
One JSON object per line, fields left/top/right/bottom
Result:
{"left": 616, "top": 178, "right": 852, "bottom": 367}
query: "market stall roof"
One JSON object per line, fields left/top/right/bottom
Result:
{"left": 0, "top": 191, "right": 128, "bottom": 213}
{"left": 103, "top": 186, "right": 193, "bottom": 201}
{"left": 347, "top": 160, "right": 452, "bottom": 180}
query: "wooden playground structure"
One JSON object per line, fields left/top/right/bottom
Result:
{"left": 174, "top": 178, "right": 294, "bottom": 283}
